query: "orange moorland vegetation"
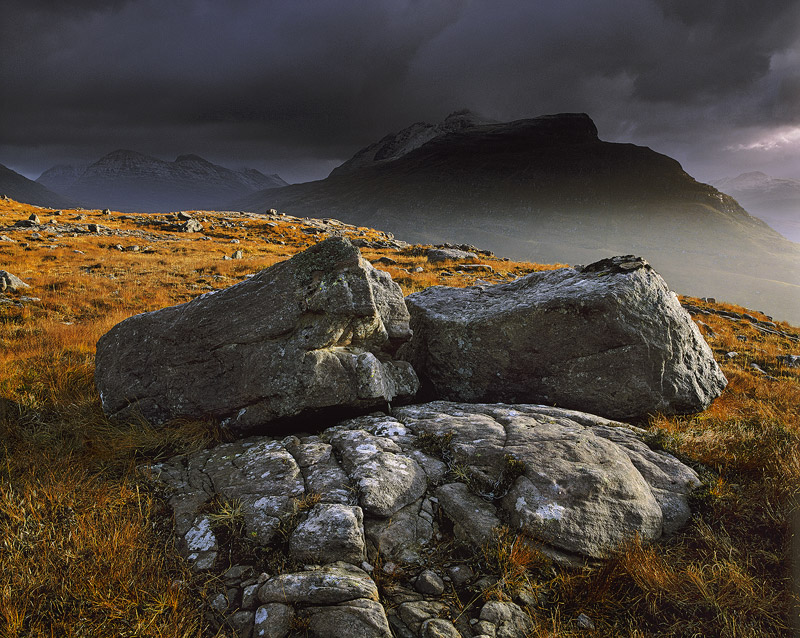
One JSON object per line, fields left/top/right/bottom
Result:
{"left": 0, "top": 198, "right": 798, "bottom": 637}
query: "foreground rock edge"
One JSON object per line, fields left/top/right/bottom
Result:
{"left": 147, "top": 401, "right": 702, "bottom": 637}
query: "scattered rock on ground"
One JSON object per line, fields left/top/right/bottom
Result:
{"left": 180, "top": 218, "right": 203, "bottom": 232}
{"left": 0, "top": 271, "right": 30, "bottom": 292}
{"left": 148, "top": 400, "right": 702, "bottom": 636}
{"left": 426, "top": 248, "right": 477, "bottom": 263}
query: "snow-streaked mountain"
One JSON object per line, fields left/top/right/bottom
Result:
{"left": 0, "top": 163, "right": 80, "bottom": 209}
{"left": 712, "top": 172, "right": 800, "bottom": 243}
{"left": 37, "top": 150, "right": 288, "bottom": 212}
{"left": 235, "top": 112, "right": 800, "bottom": 323}
{"left": 330, "top": 109, "right": 497, "bottom": 177}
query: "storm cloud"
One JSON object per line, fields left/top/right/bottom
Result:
{"left": 2, "top": 0, "right": 798, "bottom": 182}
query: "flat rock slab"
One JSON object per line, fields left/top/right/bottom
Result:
{"left": 400, "top": 255, "right": 727, "bottom": 421}
{"left": 95, "top": 237, "right": 419, "bottom": 434}
{"left": 151, "top": 401, "right": 700, "bottom": 571}
{"left": 148, "top": 400, "right": 702, "bottom": 636}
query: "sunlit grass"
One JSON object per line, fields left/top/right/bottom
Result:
{"left": 0, "top": 199, "right": 798, "bottom": 636}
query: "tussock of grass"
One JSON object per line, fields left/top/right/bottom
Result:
{"left": 0, "top": 200, "right": 798, "bottom": 636}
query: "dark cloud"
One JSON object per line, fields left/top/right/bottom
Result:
{"left": 1, "top": 0, "right": 799, "bottom": 183}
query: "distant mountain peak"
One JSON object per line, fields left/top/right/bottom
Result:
{"left": 175, "top": 153, "right": 211, "bottom": 164}
{"left": 517, "top": 112, "right": 599, "bottom": 140}
{"left": 0, "top": 163, "right": 79, "bottom": 208}
{"left": 737, "top": 170, "right": 769, "bottom": 179}
{"left": 442, "top": 109, "right": 496, "bottom": 127}
{"left": 34, "top": 150, "right": 287, "bottom": 212}
{"left": 99, "top": 149, "right": 156, "bottom": 161}
{"left": 331, "top": 111, "right": 599, "bottom": 178}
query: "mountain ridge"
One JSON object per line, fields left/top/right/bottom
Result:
{"left": 233, "top": 112, "right": 799, "bottom": 323}
{"left": 36, "top": 150, "right": 288, "bottom": 213}
{"left": 0, "top": 163, "right": 81, "bottom": 209}
{"left": 711, "top": 171, "right": 800, "bottom": 243}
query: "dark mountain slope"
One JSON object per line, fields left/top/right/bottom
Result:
{"left": 38, "top": 150, "right": 288, "bottom": 213}
{"left": 0, "top": 163, "right": 80, "bottom": 209}
{"left": 234, "top": 113, "right": 800, "bottom": 323}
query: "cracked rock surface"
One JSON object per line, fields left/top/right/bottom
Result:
{"left": 149, "top": 401, "right": 701, "bottom": 637}
{"left": 95, "top": 236, "right": 419, "bottom": 434}
{"left": 400, "top": 255, "right": 727, "bottom": 421}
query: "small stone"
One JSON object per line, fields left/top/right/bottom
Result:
{"left": 102, "top": 208, "right": 111, "bottom": 215}
{"left": 472, "top": 620, "right": 497, "bottom": 637}
{"left": 181, "top": 219, "right": 203, "bottom": 233}
{"left": 397, "top": 601, "right": 449, "bottom": 634}
{"left": 514, "top": 588, "right": 538, "bottom": 607}
{"left": 232, "top": 250, "right": 243, "bottom": 259}
{"left": 253, "top": 603, "right": 293, "bottom": 638}
{"left": 421, "top": 618, "right": 462, "bottom": 638}
{"left": 29, "top": 214, "right": 41, "bottom": 224}
{"left": 289, "top": 503, "right": 366, "bottom": 565}
{"left": 227, "top": 587, "right": 241, "bottom": 609}
{"left": 415, "top": 569, "right": 445, "bottom": 596}
{"left": 224, "top": 564, "right": 253, "bottom": 583}
{"left": 241, "top": 584, "right": 259, "bottom": 610}
{"left": 479, "top": 601, "right": 534, "bottom": 638}
{"left": 446, "top": 565, "right": 474, "bottom": 588}
{"left": 258, "top": 563, "right": 378, "bottom": 605}
{"left": 576, "top": 613, "right": 595, "bottom": 630}
{"left": 229, "top": 610, "right": 254, "bottom": 637}
{"left": 209, "top": 592, "right": 228, "bottom": 614}
{"left": 473, "top": 576, "right": 498, "bottom": 593}
{"left": 725, "top": 352, "right": 738, "bottom": 359}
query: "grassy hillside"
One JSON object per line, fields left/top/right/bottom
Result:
{"left": 0, "top": 199, "right": 798, "bottom": 636}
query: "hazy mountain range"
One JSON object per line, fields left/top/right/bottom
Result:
{"left": 35, "top": 150, "right": 288, "bottom": 212}
{"left": 235, "top": 111, "right": 799, "bottom": 323}
{"left": 711, "top": 172, "right": 800, "bottom": 243}
{"left": 0, "top": 163, "right": 80, "bottom": 209}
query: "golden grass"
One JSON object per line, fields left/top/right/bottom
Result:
{"left": 1, "top": 199, "right": 798, "bottom": 636}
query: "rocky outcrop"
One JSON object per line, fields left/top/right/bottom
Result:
{"left": 0, "top": 270, "right": 30, "bottom": 292}
{"left": 400, "top": 256, "right": 727, "bottom": 421}
{"left": 95, "top": 237, "right": 419, "bottom": 434}
{"left": 149, "top": 401, "right": 701, "bottom": 636}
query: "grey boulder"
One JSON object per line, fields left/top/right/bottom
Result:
{"left": 400, "top": 255, "right": 727, "bottom": 421}
{"left": 289, "top": 503, "right": 366, "bottom": 565}
{"left": 95, "top": 237, "right": 419, "bottom": 433}
{"left": 394, "top": 402, "right": 701, "bottom": 559}
{"left": 0, "top": 271, "right": 30, "bottom": 292}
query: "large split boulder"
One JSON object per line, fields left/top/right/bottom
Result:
{"left": 95, "top": 237, "right": 419, "bottom": 434}
{"left": 399, "top": 256, "right": 727, "bottom": 421}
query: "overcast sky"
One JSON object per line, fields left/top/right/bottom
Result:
{"left": 2, "top": 0, "right": 799, "bottom": 184}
